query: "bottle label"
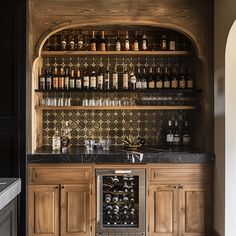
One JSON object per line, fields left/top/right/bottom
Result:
{"left": 134, "top": 42, "right": 139, "bottom": 51}
{"left": 59, "top": 77, "right": 64, "bottom": 89}
{"left": 123, "top": 74, "right": 129, "bottom": 89}
{"left": 142, "top": 40, "right": 147, "bottom": 50}
{"left": 91, "top": 43, "right": 96, "bottom": 51}
{"left": 149, "top": 81, "right": 155, "bottom": 88}
{"left": 164, "top": 80, "right": 170, "bottom": 88}
{"left": 179, "top": 79, "right": 186, "bottom": 88}
{"left": 156, "top": 81, "right": 163, "bottom": 88}
{"left": 169, "top": 41, "right": 176, "bottom": 51}
{"left": 61, "top": 41, "right": 66, "bottom": 50}
{"left": 125, "top": 41, "right": 130, "bottom": 51}
{"left": 75, "top": 79, "right": 81, "bottom": 89}
{"left": 90, "top": 76, "right": 96, "bottom": 88}
{"left": 53, "top": 77, "right": 58, "bottom": 89}
{"left": 162, "top": 40, "right": 167, "bottom": 50}
{"left": 84, "top": 76, "right": 89, "bottom": 87}
{"left": 136, "top": 81, "right": 142, "bottom": 89}
{"left": 97, "top": 75, "right": 103, "bottom": 85}
{"left": 46, "top": 77, "right": 52, "bottom": 89}
{"left": 131, "top": 74, "right": 136, "bottom": 83}
{"left": 64, "top": 76, "right": 69, "bottom": 89}
{"left": 78, "top": 40, "right": 83, "bottom": 49}
{"left": 100, "top": 43, "right": 106, "bottom": 51}
{"left": 52, "top": 137, "right": 61, "bottom": 151}
{"left": 187, "top": 80, "right": 194, "bottom": 88}
{"left": 166, "top": 134, "right": 174, "bottom": 142}
{"left": 116, "top": 42, "right": 121, "bottom": 51}
{"left": 171, "top": 80, "right": 178, "bottom": 88}
{"left": 112, "top": 74, "right": 118, "bottom": 89}
{"left": 141, "top": 81, "right": 147, "bottom": 89}
{"left": 173, "top": 135, "right": 180, "bottom": 144}
{"left": 183, "top": 135, "right": 190, "bottom": 145}
{"left": 70, "top": 41, "right": 75, "bottom": 50}
{"left": 69, "top": 79, "right": 75, "bottom": 89}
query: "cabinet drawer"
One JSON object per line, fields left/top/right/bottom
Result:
{"left": 148, "top": 164, "right": 211, "bottom": 184}
{"left": 29, "top": 165, "right": 92, "bottom": 184}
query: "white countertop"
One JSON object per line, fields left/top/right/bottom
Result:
{"left": 0, "top": 178, "right": 21, "bottom": 211}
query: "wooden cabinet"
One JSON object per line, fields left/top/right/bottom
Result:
{"left": 147, "top": 164, "right": 212, "bottom": 236}
{"left": 28, "top": 164, "right": 94, "bottom": 236}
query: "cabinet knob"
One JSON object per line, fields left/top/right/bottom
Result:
{"left": 61, "top": 185, "right": 65, "bottom": 189}
{"left": 55, "top": 186, "right": 59, "bottom": 189}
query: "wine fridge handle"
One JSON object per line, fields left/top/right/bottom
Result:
{"left": 114, "top": 170, "right": 132, "bottom": 174}
{"left": 96, "top": 174, "right": 101, "bottom": 223}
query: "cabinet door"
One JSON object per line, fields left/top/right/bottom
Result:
{"left": 28, "top": 185, "right": 59, "bottom": 236}
{"left": 61, "top": 184, "right": 91, "bottom": 236}
{"left": 148, "top": 184, "right": 178, "bottom": 236}
{"left": 178, "top": 184, "right": 211, "bottom": 236}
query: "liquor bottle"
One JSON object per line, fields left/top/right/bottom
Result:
{"left": 171, "top": 66, "right": 178, "bottom": 89}
{"left": 115, "top": 30, "right": 121, "bottom": 51}
{"left": 52, "top": 67, "right": 59, "bottom": 89}
{"left": 39, "top": 68, "right": 46, "bottom": 90}
{"left": 69, "top": 33, "right": 75, "bottom": 51}
{"left": 90, "top": 30, "right": 96, "bottom": 51}
{"left": 90, "top": 68, "right": 97, "bottom": 89}
{"left": 58, "top": 67, "right": 64, "bottom": 90}
{"left": 148, "top": 67, "right": 155, "bottom": 89}
{"left": 141, "top": 68, "right": 147, "bottom": 89}
{"left": 133, "top": 31, "right": 139, "bottom": 51}
{"left": 64, "top": 68, "right": 69, "bottom": 90}
{"left": 52, "top": 129, "right": 61, "bottom": 151}
{"left": 155, "top": 66, "right": 163, "bottom": 89}
{"left": 124, "top": 31, "right": 130, "bottom": 51}
{"left": 173, "top": 120, "right": 181, "bottom": 146}
{"left": 179, "top": 67, "right": 187, "bottom": 89}
{"left": 129, "top": 65, "right": 136, "bottom": 90}
{"left": 83, "top": 67, "right": 90, "bottom": 89}
{"left": 75, "top": 68, "right": 82, "bottom": 89}
{"left": 136, "top": 68, "right": 142, "bottom": 89}
{"left": 46, "top": 67, "right": 52, "bottom": 90}
{"left": 69, "top": 69, "right": 75, "bottom": 89}
{"left": 104, "top": 64, "right": 110, "bottom": 90}
{"left": 122, "top": 64, "right": 129, "bottom": 90}
{"left": 61, "top": 33, "right": 67, "bottom": 51}
{"left": 166, "top": 120, "right": 174, "bottom": 146}
{"left": 77, "top": 30, "right": 84, "bottom": 50}
{"left": 163, "top": 67, "right": 171, "bottom": 89}
{"left": 161, "top": 34, "right": 167, "bottom": 50}
{"left": 187, "top": 67, "right": 194, "bottom": 89}
{"left": 100, "top": 31, "right": 106, "bottom": 51}
{"left": 104, "top": 194, "right": 112, "bottom": 203}
{"left": 97, "top": 65, "right": 104, "bottom": 90}
{"left": 182, "top": 121, "right": 191, "bottom": 145}
{"left": 169, "top": 33, "right": 176, "bottom": 51}
{"left": 141, "top": 31, "right": 148, "bottom": 51}
{"left": 60, "top": 121, "right": 71, "bottom": 152}
{"left": 112, "top": 63, "right": 118, "bottom": 90}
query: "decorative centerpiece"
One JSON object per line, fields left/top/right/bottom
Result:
{"left": 122, "top": 135, "right": 142, "bottom": 150}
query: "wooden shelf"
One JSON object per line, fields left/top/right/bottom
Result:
{"left": 41, "top": 50, "right": 192, "bottom": 58}
{"left": 35, "top": 105, "right": 196, "bottom": 111}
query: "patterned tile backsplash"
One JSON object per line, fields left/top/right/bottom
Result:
{"left": 42, "top": 109, "right": 192, "bottom": 147}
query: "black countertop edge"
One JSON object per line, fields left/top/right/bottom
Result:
{"left": 28, "top": 146, "right": 215, "bottom": 164}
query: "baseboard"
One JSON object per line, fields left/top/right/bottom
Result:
{"left": 213, "top": 229, "right": 222, "bottom": 236}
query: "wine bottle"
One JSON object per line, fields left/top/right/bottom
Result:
{"left": 69, "top": 69, "right": 75, "bottom": 89}
{"left": 104, "top": 64, "right": 110, "bottom": 90}
{"left": 129, "top": 65, "right": 136, "bottom": 90}
{"left": 69, "top": 33, "right": 75, "bottom": 51}
{"left": 52, "top": 129, "right": 61, "bottom": 151}
{"left": 77, "top": 30, "right": 84, "bottom": 50}
{"left": 179, "top": 67, "right": 186, "bottom": 89}
{"left": 124, "top": 31, "right": 130, "bottom": 51}
{"left": 163, "top": 66, "right": 171, "bottom": 89}
{"left": 161, "top": 34, "right": 167, "bottom": 50}
{"left": 64, "top": 68, "right": 69, "bottom": 90}
{"left": 75, "top": 68, "right": 82, "bottom": 89}
{"left": 171, "top": 66, "right": 178, "bottom": 89}
{"left": 97, "top": 65, "right": 104, "bottom": 90}
{"left": 46, "top": 67, "right": 52, "bottom": 90}
{"left": 141, "top": 68, "right": 147, "bottom": 89}
{"left": 90, "top": 30, "right": 96, "bottom": 51}
{"left": 112, "top": 63, "right": 118, "bottom": 90}
{"left": 115, "top": 30, "right": 121, "bottom": 51}
{"left": 187, "top": 67, "right": 194, "bottom": 89}
{"left": 122, "top": 64, "right": 129, "bottom": 90}
{"left": 141, "top": 31, "right": 148, "bottom": 51}
{"left": 83, "top": 67, "right": 90, "bottom": 89}
{"left": 136, "top": 68, "right": 142, "bottom": 89}
{"left": 173, "top": 120, "right": 181, "bottom": 146}
{"left": 133, "top": 31, "right": 139, "bottom": 51}
{"left": 148, "top": 66, "right": 155, "bottom": 89}
{"left": 90, "top": 68, "right": 97, "bottom": 89}
{"left": 52, "top": 67, "right": 59, "bottom": 89}
{"left": 166, "top": 120, "right": 174, "bottom": 146}
{"left": 100, "top": 31, "right": 106, "bottom": 51}
{"left": 58, "top": 67, "right": 64, "bottom": 90}
{"left": 60, "top": 33, "right": 67, "bottom": 51}
{"left": 155, "top": 66, "right": 163, "bottom": 89}
{"left": 169, "top": 33, "right": 176, "bottom": 51}
{"left": 39, "top": 68, "right": 46, "bottom": 90}
{"left": 182, "top": 121, "right": 191, "bottom": 145}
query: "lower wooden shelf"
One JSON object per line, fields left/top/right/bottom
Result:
{"left": 35, "top": 105, "right": 196, "bottom": 110}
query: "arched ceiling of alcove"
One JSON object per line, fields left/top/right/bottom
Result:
{"left": 29, "top": 0, "right": 211, "bottom": 58}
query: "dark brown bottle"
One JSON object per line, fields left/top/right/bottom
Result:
{"left": 90, "top": 30, "right": 96, "bottom": 51}
{"left": 100, "top": 31, "right": 106, "bottom": 51}
{"left": 171, "top": 66, "right": 178, "bottom": 89}
{"left": 58, "top": 67, "right": 64, "bottom": 90}
{"left": 155, "top": 67, "right": 163, "bottom": 89}
{"left": 52, "top": 67, "right": 59, "bottom": 89}
{"left": 46, "top": 67, "right": 52, "bottom": 90}
{"left": 83, "top": 67, "right": 90, "bottom": 89}
{"left": 39, "top": 68, "right": 46, "bottom": 90}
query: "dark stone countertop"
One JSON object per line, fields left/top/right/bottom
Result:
{"left": 28, "top": 146, "right": 215, "bottom": 164}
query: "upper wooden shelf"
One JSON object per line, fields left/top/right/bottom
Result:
{"left": 41, "top": 50, "right": 193, "bottom": 58}
{"left": 35, "top": 105, "right": 196, "bottom": 111}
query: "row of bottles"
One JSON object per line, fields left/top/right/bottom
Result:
{"left": 44, "top": 30, "right": 188, "bottom": 52}
{"left": 166, "top": 120, "right": 191, "bottom": 146}
{"left": 38, "top": 65, "right": 194, "bottom": 91}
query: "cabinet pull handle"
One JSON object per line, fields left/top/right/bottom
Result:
{"left": 178, "top": 185, "right": 183, "bottom": 189}
{"left": 55, "top": 186, "right": 59, "bottom": 189}
{"left": 61, "top": 186, "right": 65, "bottom": 189}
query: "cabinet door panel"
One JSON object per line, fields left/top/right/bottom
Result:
{"left": 179, "top": 184, "right": 211, "bottom": 236}
{"left": 61, "top": 185, "right": 91, "bottom": 236}
{"left": 148, "top": 185, "right": 178, "bottom": 236}
{"left": 28, "top": 185, "right": 59, "bottom": 236}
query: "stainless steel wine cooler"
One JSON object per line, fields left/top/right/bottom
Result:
{"left": 96, "top": 169, "right": 146, "bottom": 236}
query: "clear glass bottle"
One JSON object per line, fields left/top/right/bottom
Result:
{"left": 104, "top": 64, "right": 110, "bottom": 90}
{"left": 122, "top": 64, "right": 129, "bottom": 90}
{"left": 112, "top": 63, "right": 118, "bottom": 90}
{"left": 97, "top": 65, "right": 104, "bottom": 90}
{"left": 39, "top": 68, "right": 46, "bottom": 90}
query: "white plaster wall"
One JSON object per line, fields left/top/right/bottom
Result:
{"left": 214, "top": 0, "right": 236, "bottom": 235}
